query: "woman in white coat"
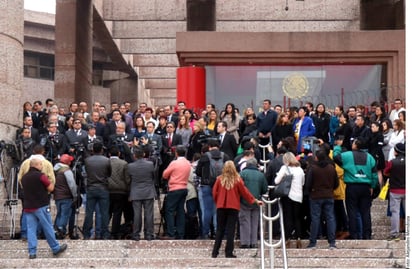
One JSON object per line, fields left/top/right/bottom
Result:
{"left": 387, "top": 119, "right": 405, "bottom": 161}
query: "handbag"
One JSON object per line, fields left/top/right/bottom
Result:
{"left": 378, "top": 180, "right": 389, "bottom": 201}
{"left": 269, "top": 166, "right": 293, "bottom": 199}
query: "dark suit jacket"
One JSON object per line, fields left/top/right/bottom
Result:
{"left": 107, "top": 133, "right": 134, "bottom": 163}
{"left": 161, "top": 133, "right": 183, "bottom": 170}
{"left": 128, "top": 159, "right": 156, "bottom": 200}
{"left": 104, "top": 121, "right": 131, "bottom": 144}
{"left": 31, "top": 111, "right": 45, "bottom": 130}
{"left": 64, "top": 129, "right": 88, "bottom": 153}
{"left": 146, "top": 133, "right": 163, "bottom": 156}
{"left": 220, "top": 133, "right": 238, "bottom": 160}
{"left": 82, "top": 135, "right": 104, "bottom": 158}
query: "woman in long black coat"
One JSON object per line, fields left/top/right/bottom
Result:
{"left": 311, "top": 103, "right": 330, "bottom": 143}
{"left": 369, "top": 121, "right": 385, "bottom": 186}
{"left": 334, "top": 112, "right": 352, "bottom": 150}
{"left": 272, "top": 112, "right": 294, "bottom": 147}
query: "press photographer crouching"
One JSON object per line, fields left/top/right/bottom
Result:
{"left": 15, "top": 127, "right": 36, "bottom": 162}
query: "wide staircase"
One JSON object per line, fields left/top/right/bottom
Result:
{"left": 0, "top": 191, "right": 406, "bottom": 268}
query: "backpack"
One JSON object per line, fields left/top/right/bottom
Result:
{"left": 205, "top": 151, "right": 224, "bottom": 187}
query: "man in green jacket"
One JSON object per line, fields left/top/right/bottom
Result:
{"left": 239, "top": 158, "right": 268, "bottom": 248}
{"left": 333, "top": 137, "right": 378, "bottom": 239}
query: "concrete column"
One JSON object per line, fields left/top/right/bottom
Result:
{"left": 0, "top": 0, "right": 23, "bottom": 139}
{"left": 54, "top": 0, "right": 93, "bottom": 108}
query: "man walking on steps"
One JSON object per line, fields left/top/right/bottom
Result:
{"left": 21, "top": 158, "right": 67, "bottom": 259}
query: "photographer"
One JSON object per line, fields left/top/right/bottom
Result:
{"left": 15, "top": 127, "right": 36, "bottom": 162}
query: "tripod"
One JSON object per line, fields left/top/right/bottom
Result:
{"left": 0, "top": 148, "right": 19, "bottom": 239}
{"left": 70, "top": 152, "right": 84, "bottom": 239}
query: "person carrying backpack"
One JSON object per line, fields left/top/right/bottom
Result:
{"left": 196, "top": 139, "right": 230, "bottom": 239}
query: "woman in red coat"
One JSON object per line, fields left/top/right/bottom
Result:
{"left": 211, "top": 161, "right": 263, "bottom": 258}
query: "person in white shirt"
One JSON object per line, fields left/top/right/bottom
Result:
{"left": 389, "top": 99, "right": 406, "bottom": 124}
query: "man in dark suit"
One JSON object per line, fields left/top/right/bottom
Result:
{"left": 17, "top": 116, "right": 40, "bottom": 144}
{"left": 63, "top": 118, "right": 88, "bottom": 154}
{"left": 144, "top": 121, "right": 163, "bottom": 158}
{"left": 107, "top": 146, "right": 131, "bottom": 239}
{"left": 170, "top": 101, "right": 185, "bottom": 127}
{"left": 89, "top": 111, "right": 106, "bottom": 137}
{"left": 216, "top": 121, "right": 237, "bottom": 160}
{"left": 107, "top": 122, "right": 134, "bottom": 163}
{"left": 82, "top": 124, "right": 104, "bottom": 158}
{"left": 31, "top": 100, "right": 45, "bottom": 130}
{"left": 159, "top": 122, "right": 182, "bottom": 191}
{"left": 40, "top": 122, "right": 66, "bottom": 164}
{"left": 104, "top": 109, "right": 131, "bottom": 145}
{"left": 128, "top": 146, "right": 157, "bottom": 241}
{"left": 83, "top": 142, "right": 112, "bottom": 240}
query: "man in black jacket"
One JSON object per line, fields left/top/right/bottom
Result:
{"left": 83, "top": 142, "right": 112, "bottom": 239}
{"left": 196, "top": 139, "right": 230, "bottom": 239}
{"left": 305, "top": 150, "right": 339, "bottom": 249}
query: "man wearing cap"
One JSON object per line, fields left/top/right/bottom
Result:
{"left": 333, "top": 137, "right": 378, "bottom": 240}
{"left": 53, "top": 154, "right": 77, "bottom": 239}
{"left": 384, "top": 142, "right": 405, "bottom": 241}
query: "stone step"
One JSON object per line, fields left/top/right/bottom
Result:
{"left": 0, "top": 257, "right": 405, "bottom": 269}
{"left": 0, "top": 239, "right": 405, "bottom": 268}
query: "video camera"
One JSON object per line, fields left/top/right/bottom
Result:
{"left": 0, "top": 140, "right": 18, "bottom": 161}
{"left": 197, "top": 134, "right": 212, "bottom": 145}
{"left": 71, "top": 142, "right": 85, "bottom": 157}
{"left": 302, "top": 136, "right": 320, "bottom": 154}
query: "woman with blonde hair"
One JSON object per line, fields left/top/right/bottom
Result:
{"left": 212, "top": 161, "right": 263, "bottom": 258}
{"left": 176, "top": 115, "right": 193, "bottom": 147}
{"left": 274, "top": 152, "right": 305, "bottom": 248}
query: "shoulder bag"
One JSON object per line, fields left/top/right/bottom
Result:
{"left": 269, "top": 166, "right": 293, "bottom": 199}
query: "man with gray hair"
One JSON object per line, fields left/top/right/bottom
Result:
{"left": 238, "top": 158, "right": 268, "bottom": 248}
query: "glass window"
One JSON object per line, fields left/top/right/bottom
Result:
{"left": 206, "top": 65, "right": 385, "bottom": 111}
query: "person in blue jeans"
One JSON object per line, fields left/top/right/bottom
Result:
{"left": 195, "top": 140, "right": 231, "bottom": 239}
{"left": 82, "top": 142, "right": 111, "bottom": 240}
{"left": 305, "top": 150, "right": 339, "bottom": 249}
{"left": 21, "top": 158, "right": 67, "bottom": 259}
{"left": 53, "top": 154, "right": 77, "bottom": 239}
{"left": 162, "top": 146, "right": 191, "bottom": 239}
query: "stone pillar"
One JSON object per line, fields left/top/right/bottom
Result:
{"left": 0, "top": 0, "right": 23, "bottom": 140}
{"left": 54, "top": 0, "right": 93, "bottom": 108}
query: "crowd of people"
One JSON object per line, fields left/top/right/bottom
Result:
{"left": 13, "top": 96, "right": 405, "bottom": 258}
